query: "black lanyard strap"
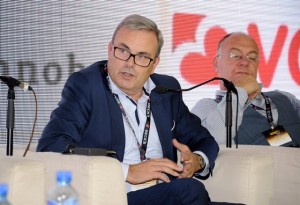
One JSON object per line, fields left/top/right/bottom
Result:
{"left": 105, "top": 67, "right": 151, "bottom": 161}
{"left": 113, "top": 94, "right": 151, "bottom": 161}
{"left": 251, "top": 93, "right": 275, "bottom": 129}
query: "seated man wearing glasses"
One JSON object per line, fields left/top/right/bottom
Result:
{"left": 37, "top": 14, "right": 242, "bottom": 205}
{"left": 192, "top": 32, "right": 300, "bottom": 147}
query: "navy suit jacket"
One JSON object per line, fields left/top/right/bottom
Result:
{"left": 37, "top": 61, "right": 219, "bottom": 173}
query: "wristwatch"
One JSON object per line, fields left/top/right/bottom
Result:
{"left": 195, "top": 154, "right": 206, "bottom": 173}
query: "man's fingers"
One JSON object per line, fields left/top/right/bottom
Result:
{"left": 138, "top": 158, "right": 182, "bottom": 178}
{"left": 172, "top": 138, "right": 182, "bottom": 150}
{"left": 173, "top": 139, "right": 189, "bottom": 152}
{"left": 153, "top": 164, "right": 181, "bottom": 178}
{"left": 173, "top": 139, "right": 194, "bottom": 164}
{"left": 127, "top": 156, "right": 187, "bottom": 184}
{"left": 178, "top": 162, "right": 194, "bottom": 178}
{"left": 149, "top": 158, "right": 182, "bottom": 172}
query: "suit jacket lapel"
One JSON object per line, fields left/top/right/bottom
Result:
{"left": 109, "top": 96, "right": 126, "bottom": 161}
{"left": 100, "top": 65, "right": 126, "bottom": 161}
{"left": 151, "top": 92, "right": 175, "bottom": 161}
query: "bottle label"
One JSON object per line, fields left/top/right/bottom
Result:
{"left": 47, "top": 198, "right": 78, "bottom": 205}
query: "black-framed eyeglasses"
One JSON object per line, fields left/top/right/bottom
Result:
{"left": 113, "top": 46, "right": 154, "bottom": 67}
{"left": 218, "top": 51, "right": 259, "bottom": 63}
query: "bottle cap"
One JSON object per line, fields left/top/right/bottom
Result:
{"left": 56, "top": 171, "right": 72, "bottom": 184}
{"left": 0, "top": 184, "right": 8, "bottom": 196}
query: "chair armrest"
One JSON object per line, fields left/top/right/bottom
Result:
{"left": 0, "top": 156, "right": 45, "bottom": 204}
{"left": 200, "top": 147, "right": 274, "bottom": 205}
{"left": 26, "top": 151, "right": 128, "bottom": 205}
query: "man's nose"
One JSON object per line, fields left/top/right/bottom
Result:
{"left": 238, "top": 57, "right": 250, "bottom": 65}
{"left": 126, "top": 55, "right": 135, "bottom": 66}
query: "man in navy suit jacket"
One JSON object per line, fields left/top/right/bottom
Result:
{"left": 37, "top": 14, "right": 238, "bottom": 205}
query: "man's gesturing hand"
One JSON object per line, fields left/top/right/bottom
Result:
{"left": 173, "top": 139, "right": 202, "bottom": 178}
{"left": 232, "top": 75, "right": 261, "bottom": 99}
{"left": 127, "top": 158, "right": 183, "bottom": 185}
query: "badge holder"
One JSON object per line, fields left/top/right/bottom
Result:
{"left": 263, "top": 125, "right": 293, "bottom": 146}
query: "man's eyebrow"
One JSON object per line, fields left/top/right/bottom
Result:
{"left": 228, "top": 48, "right": 241, "bottom": 52}
{"left": 116, "top": 43, "right": 129, "bottom": 50}
{"left": 117, "top": 43, "right": 151, "bottom": 56}
{"left": 229, "top": 47, "right": 258, "bottom": 55}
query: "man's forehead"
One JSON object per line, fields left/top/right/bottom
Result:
{"left": 223, "top": 35, "right": 258, "bottom": 52}
{"left": 114, "top": 27, "right": 158, "bottom": 55}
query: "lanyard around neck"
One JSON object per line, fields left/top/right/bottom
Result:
{"left": 113, "top": 94, "right": 151, "bottom": 161}
{"left": 105, "top": 67, "right": 151, "bottom": 161}
{"left": 251, "top": 93, "right": 275, "bottom": 129}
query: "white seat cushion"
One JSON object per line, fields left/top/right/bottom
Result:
{"left": 0, "top": 156, "right": 45, "bottom": 205}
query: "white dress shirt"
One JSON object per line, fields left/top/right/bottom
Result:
{"left": 109, "top": 76, "right": 163, "bottom": 192}
{"left": 108, "top": 75, "right": 209, "bottom": 192}
{"left": 191, "top": 86, "right": 300, "bottom": 145}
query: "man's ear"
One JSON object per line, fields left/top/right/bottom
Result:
{"left": 213, "top": 56, "right": 219, "bottom": 73}
{"left": 151, "top": 57, "right": 160, "bottom": 74}
{"left": 108, "top": 41, "right": 113, "bottom": 55}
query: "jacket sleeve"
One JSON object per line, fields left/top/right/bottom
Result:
{"left": 37, "top": 72, "right": 92, "bottom": 152}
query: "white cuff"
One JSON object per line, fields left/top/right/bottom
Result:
{"left": 193, "top": 151, "right": 210, "bottom": 176}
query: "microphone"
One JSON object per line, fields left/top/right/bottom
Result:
{"left": 0, "top": 76, "right": 32, "bottom": 91}
{"left": 153, "top": 76, "right": 237, "bottom": 148}
{"left": 154, "top": 77, "right": 237, "bottom": 94}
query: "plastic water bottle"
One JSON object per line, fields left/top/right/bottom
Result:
{"left": 0, "top": 184, "right": 11, "bottom": 205}
{"left": 47, "top": 171, "right": 78, "bottom": 205}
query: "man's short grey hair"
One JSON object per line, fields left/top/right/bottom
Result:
{"left": 112, "top": 14, "right": 164, "bottom": 57}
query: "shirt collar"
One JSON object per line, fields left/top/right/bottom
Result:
{"left": 215, "top": 87, "right": 265, "bottom": 108}
{"left": 108, "top": 75, "right": 155, "bottom": 101}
